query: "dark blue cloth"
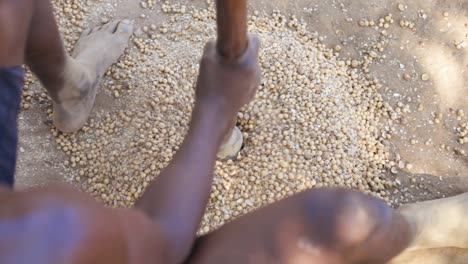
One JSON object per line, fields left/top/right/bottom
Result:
{"left": 0, "top": 66, "right": 23, "bottom": 188}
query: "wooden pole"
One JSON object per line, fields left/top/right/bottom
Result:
{"left": 215, "top": 0, "right": 249, "bottom": 159}
{"left": 216, "top": 0, "right": 248, "bottom": 61}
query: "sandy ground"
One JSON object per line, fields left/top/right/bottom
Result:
{"left": 16, "top": 0, "right": 468, "bottom": 207}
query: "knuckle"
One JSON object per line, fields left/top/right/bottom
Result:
{"left": 301, "top": 189, "right": 382, "bottom": 242}
{"left": 339, "top": 193, "right": 387, "bottom": 245}
{"left": 200, "top": 54, "right": 216, "bottom": 67}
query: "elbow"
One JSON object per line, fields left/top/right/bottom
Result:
{"left": 154, "top": 216, "right": 198, "bottom": 264}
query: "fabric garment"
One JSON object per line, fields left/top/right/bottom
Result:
{"left": 0, "top": 66, "right": 23, "bottom": 187}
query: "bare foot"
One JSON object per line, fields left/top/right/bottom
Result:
{"left": 398, "top": 192, "right": 468, "bottom": 251}
{"left": 217, "top": 126, "right": 243, "bottom": 160}
{"left": 53, "top": 20, "right": 133, "bottom": 133}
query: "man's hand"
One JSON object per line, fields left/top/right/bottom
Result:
{"left": 195, "top": 35, "right": 260, "bottom": 123}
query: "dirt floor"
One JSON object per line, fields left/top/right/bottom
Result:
{"left": 16, "top": 0, "right": 468, "bottom": 208}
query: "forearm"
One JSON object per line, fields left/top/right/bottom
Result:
{"left": 136, "top": 101, "right": 229, "bottom": 262}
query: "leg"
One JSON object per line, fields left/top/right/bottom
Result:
{"left": 0, "top": 0, "right": 33, "bottom": 66}
{"left": 24, "top": 0, "right": 133, "bottom": 132}
{"left": 387, "top": 192, "right": 468, "bottom": 264}
{"left": 0, "top": 0, "right": 133, "bottom": 186}
{"left": 390, "top": 248, "right": 468, "bottom": 264}
{"left": 398, "top": 192, "right": 468, "bottom": 250}
{"left": 186, "top": 189, "right": 411, "bottom": 264}
{"left": 0, "top": 0, "right": 33, "bottom": 187}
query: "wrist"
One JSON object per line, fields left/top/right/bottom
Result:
{"left": 194, "top": 97, "right": 236, "bottom": 122}
{"left": 192, "top": 100, "right": 234, "bottom": 141}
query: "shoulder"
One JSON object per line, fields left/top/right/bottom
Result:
{"left": 0, "top": 185, "right": 167, "bottom": 264}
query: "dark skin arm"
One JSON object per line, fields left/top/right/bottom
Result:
{"left": 135, "top": 36, "right": 261, "bottom": 263}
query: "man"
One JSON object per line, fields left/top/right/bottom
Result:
{"left": 3, "top": 0, "right": 463, "bottom": 263}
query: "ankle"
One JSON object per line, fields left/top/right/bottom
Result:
{"left": 397, "top": 206, "right": 422, "bottom": 249}
{"left": 53, "top": 56, "right": 93, "bottom": 104}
